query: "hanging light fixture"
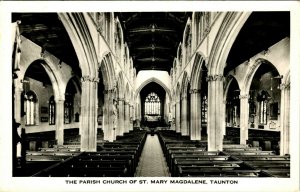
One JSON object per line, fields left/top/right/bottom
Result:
{"left": 270, "top": 77, "right": 273, "bottom": 91}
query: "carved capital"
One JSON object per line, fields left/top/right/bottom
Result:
{"left": 81, "top": 76, "right": 99, "bottom": 83}
{"left": 104, "top": 89, "right": 114, "bottom": 94}
{"left": 124, "top": 101, "right": 130, "bottom": 105}
{"left": 280, "top": 83, "right": 290, "bottom": 90}
{"left": 81, "top": 75, "right": 89, "bottom": 82}
{"left": 181, "top": 95, "right": 187, "bottom": 100}
{"left": 239, "top": 94, "right": 249, "bottom": 99}
{"left": 206, "top": 74, "right": 224, "bottom": 82}
{"left": 189, "top": 89, "right": 201, "bottom": 94}
{"left": 118, "top": 97, "right": 125, "bottom": 102}
{"left": 92, "top": 77, "right": 99, "bottom": 83}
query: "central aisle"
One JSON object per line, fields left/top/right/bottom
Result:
{"left": 135, "top": 134, "right": 170, "bottom": 177}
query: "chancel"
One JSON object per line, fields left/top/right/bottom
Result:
{"left": 12, "top": 12, "right": 290, "bottom": 177}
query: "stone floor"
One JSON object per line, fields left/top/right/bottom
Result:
{"left": 135, "top": 134, "right": 170, "bottom": 177}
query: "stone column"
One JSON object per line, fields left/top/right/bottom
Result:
{"left": 80, "top": 76, "right": 98, "bottom": 151}
{"left": 103, "top": 89, "right": 115, "bottom": 142}
{"left": 171, "top": 103, "right": 176, "bottom": 131}
{"left": 55, "top": 99, "right": 65, "bottom": 145}
{"left": 190, "top": 89, "right": 201, "bottom": 140}
{"left": 239, "top": 94, "right": 249, "bottom": 145}
{"left": 14, "top": 80, "right": 23, "bottom": 123}
{"left": 117, "top": 97, "right": 125, "bottom": 136}
{"left": 221, "top": 100, "right": 226, "bottom": 137}
{"left": 181, "top": 96, "right": 188, "bottom": 136}
{"left": 129, "top": 104, "right": 134, "bottom": 131}
{"left": 207, "top": 75, "right": 224, "bottom": 151}
{"left": 280, "top": 83, "right": 290, "bottom": 155}
{"left": 124, "top": 101, "right": 130, "bottom": 133}
{"left": 175, "top": 99, "right": 181, "bottom": 133}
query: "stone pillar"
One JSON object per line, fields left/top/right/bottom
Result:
{"left": 280, "top": 83, "right": 290, "bottom": 155}
{"left": 124, "top": 101, "right": 130, "bottom": 133}
{"left": 181, "top": 96, "right": 188, "bottom": 136}
{"left": 103, "top": 89, "right": 115, "bottom": 142}
{"left": 117, "top": 98, "right": 125, "bottom": 136}
{"left": 80, "top": 76, "right": 98, "bottom": 151}
{"left": 239, "top": 94, "right": 249, "bottom": 145}
{"left": 129, "top": 104, "right": 134, "bottom": 131}
{"left": 171, "top": 103, "right": 176, "bottom": 131}
{"left": 55, "top": 99, "right": 65, "bottom": 145}
{"left": 221, "top": 100, "right": 226, "bottom": 137}
{"left": 190, "top": 89, "right": 201, "bottom": 140}
{"left": 207, "top": 75, "right": 224, "bottom": 151}
{"left": 175, "top": 99, "right": 181, "bottom": 133}
{"left": 14, "top": 80, "right": 23, "bottom": 123}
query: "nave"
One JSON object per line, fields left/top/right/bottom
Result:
{"left": 10, "top": 11, "right": 292, "bottom": 179}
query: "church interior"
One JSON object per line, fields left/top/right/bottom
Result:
{"left": 11, "top": 11, "right": 291, "bottom": 178}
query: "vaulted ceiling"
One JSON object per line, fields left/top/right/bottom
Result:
{"left": 116, "top": 12, "right": 192, "bottom": 73}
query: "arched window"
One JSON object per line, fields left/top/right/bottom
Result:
{"left": 201, "top": 94, "right": 207, "bottom": 123}
{"left": 145, "top": 92, "right": 160, "bottom": 115}
{"left": 24, "top": 91, "right": 38, "bottom": 125}
{"left": 64, "top": 93, "right": 74, "bottom": 124}
{"left": 49, "top": 96, "right": 55, "bottom": 125}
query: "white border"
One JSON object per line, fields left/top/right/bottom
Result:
{"left": 0, "top": 1, "right": 299, "bottom": 192}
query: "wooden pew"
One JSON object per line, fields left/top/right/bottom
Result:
{"left": 170, "top": 154, "right": 232, "bottom": 176}
{"left": 178, "top": 168, "right": 266, "bottom": 177}
{"left": 223, "top": 151, "right": 275, "bottom": 156}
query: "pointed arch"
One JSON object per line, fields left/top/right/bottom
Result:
{"left": 244, "top": 58, "right": 280, "bottom": 95}
{"left": 99, "top": 52, "right": 116, "bottom": 90}
{"left": 208, "top": 12, "right": 251, "bottom": 75}
{"left": 114, "top": 17, "right": 124, "bottom": 61}
{"left": 117, "top": 71, "right": 125, "bottom": 99}
{"left": 190, "top": 52, "right": 207, "bottom": 90}
{"left": 181, "top": 71, "right": 190, "bottom": 96}
{"left": 125, "top": 83, "right": 130, "bottom": 101}
{"left": 183, "top": 18, "right": 192, "bottom": 65}
{"left": 176, "top": 82, "right": 181, "bottom": 100}
{"left": 177, "top": 42, "right": 183, "bottom": 68}
{"left": 224, "top": 75, "right": 240, "bottom": 100}
{"left": 23, "top": 59, "right": 65, "bottom": 101}
{"left": 58, "top": 13, "right": 98, "bottom": 79}
{"left": 135, "top": 77, "right": 171, "bottom": 101}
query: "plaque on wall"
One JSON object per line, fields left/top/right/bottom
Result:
{"left": 269, "top": 121, "right": 276, "bottom": 129}
{"left": 40, "top": 117, "right": 48, "bottom": 122}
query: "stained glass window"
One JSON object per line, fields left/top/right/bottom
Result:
{"left": 24, "top": 91, "right": 37, "bottom": 125}
{"left": 145, "top": 92, "right": 160, "bottom": 115}
{"left": 259, "top": 91, "right": 268, "bottom": 125}
{"left": 49, "top": 96, "right": 55, "bottom": 125}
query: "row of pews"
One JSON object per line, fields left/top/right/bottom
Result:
{"left": 223, "top": 145, "right": 290, "bottom": 178}
{"left": 29, "top": 130, "right": 147, "bottom": 177}
{"left": 157, "top": 130, "right": 290, "bottom": 178}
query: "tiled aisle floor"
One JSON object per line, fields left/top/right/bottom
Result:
{"left": 135, "top": 134, "right": 170, "bottom": 177}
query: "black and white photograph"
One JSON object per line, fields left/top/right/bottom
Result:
{"left": 0, "top": 1, "right": 299, "bottom": 192}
